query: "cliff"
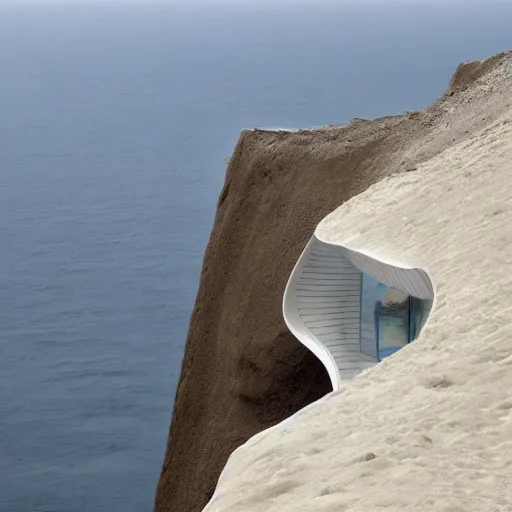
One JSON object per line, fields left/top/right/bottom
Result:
{"left": 203, "top": 51, "right": 512, "bottom": 512}
{"left": 155, "top": 51, "right": 512, "bottom": 512}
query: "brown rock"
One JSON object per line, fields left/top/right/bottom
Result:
{"left": 446, "top": 52, "right": 506, "bottom": 94}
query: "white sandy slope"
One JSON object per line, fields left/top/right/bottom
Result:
{"left": 203, "top": 75, "right": 512, "bottom": 511}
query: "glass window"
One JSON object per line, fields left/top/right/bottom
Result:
{"left": 360, "top": 274, "right": 432, "bottom": 361}
{"left": 375, "top": 287, "right": 409, "bottom": 360}
{"left": 360, "top": 274, "right": 384, "bottom": 358}
{"left": 409, "top": 296, "right": 433, "bottom": 341}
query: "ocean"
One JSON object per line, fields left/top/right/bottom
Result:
{"left": 0, "top": 1, "right": 510, "bottom": 510}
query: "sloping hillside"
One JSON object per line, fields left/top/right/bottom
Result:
{"left": 203, "top": 51, "right": 512, "bottom": 512}
{"left": 156, "top": 50, "right": 512, "bottom": 512}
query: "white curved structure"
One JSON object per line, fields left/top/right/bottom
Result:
{"left": 283, "top": 235, "right": 434, "bottom": 391}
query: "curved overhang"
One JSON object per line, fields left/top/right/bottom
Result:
{"left": 283, "top": 234, "right": 434, "bottom": 391}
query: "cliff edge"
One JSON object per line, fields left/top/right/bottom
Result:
{"left": 155, "top": 51, "right": 511, "bottom": 512}
{"left": 203, "top": 50, "right": 512, "bottom": 512}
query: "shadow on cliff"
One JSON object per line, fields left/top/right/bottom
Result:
{"left": 237, "top": 330, "right": 332, "bottom": 423}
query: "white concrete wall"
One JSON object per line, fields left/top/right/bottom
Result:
{"left": 283, "top": 236, "right": 376, "bottom": 390}
{"left": 283, "top": 235, "right": 434, "bottom": 391}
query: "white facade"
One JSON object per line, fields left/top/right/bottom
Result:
{"left": 283, "top": 235, "right": 434, "bottom": 391}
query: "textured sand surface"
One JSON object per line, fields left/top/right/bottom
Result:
{"left": 156, "top": 51, "right": 512, "bottom": 512}
{"left": 202, "top": 53, "right": 512, "bottom": 511}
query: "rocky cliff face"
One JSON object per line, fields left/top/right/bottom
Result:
{"left": 154, "top": 51, "right": 511, "bottom": 512}
{"left": 203, "top": 51, "right": 512, "bottom": 512}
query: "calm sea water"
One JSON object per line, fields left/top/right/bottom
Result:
{"left": 0, "top": 1, "right": 510, "bottom": 510}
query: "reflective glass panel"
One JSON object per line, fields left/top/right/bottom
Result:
{"left": 375, "top": 286, "right": 409, "bottom": 360}
{"left": 360, "top": 274, "right": 383, "bottom": 358}
{"left": 360, "top": 274, "right": 432, "bottom": 361}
